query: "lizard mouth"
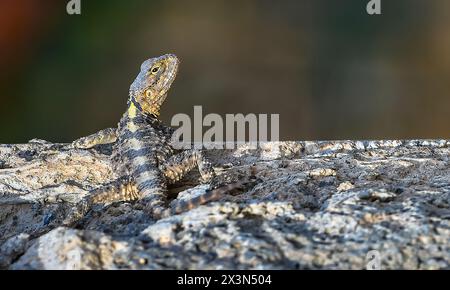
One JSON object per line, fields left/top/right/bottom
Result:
{"left": 144, "top": 54, "right": 179, "bottom": 116}
{"left": 159, "top": 54, "right": 179, "bottom": 95}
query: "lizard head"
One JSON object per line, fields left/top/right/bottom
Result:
{"left": 129, "top": 54, "right": 179, "bottom": 117}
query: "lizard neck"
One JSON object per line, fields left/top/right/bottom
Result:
{"left": 127, "top": 99, "right": 140, "bottom": 119}
{"left": 126, "top": 97, "right": 161, "bottom": 126}
{"left": 127, "top": 94, "right": 162, "bottom": 118}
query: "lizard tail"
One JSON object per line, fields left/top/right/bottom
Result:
{"left": 162, "top": 177, "right": 257, "bottom": 217}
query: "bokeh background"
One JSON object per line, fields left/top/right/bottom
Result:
{"left": 0, "top": 0, "right": 449, "bottom": 143}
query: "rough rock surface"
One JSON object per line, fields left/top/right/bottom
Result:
{"left": 0, "top": 139, "right": 449, "bottom": 269}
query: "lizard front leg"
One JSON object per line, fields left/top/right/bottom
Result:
{"left": 72, "top": 128, "right": 118, "bottom": 149}
{"left": 162, "top": 150, "right": 216, "bottom": 185}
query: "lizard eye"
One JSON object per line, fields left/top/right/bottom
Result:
{"left": 151, "top": 66, "right": 159, "bottom": 73}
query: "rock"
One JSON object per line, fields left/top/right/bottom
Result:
{"left": 0, "top": 233, "right": 30, "bottom": 268}
{"left": 358, "top": 189, "right": 397, "bottom": 202}
{"left": 0, "top": 140, "right": 449, "bottom": 269}
{"left": 337, "top": 181, "right": 354, "bottom": 192}
{"left": 11, "top": 227, "right": 125, "bottom": 270}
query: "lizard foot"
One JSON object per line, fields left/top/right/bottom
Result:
{"left": 62, "top": 197, "right": 93, "bottom": 227}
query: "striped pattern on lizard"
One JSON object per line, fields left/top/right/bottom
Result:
{"left": 63, "top": 54, "right": 253, "bottom": 226}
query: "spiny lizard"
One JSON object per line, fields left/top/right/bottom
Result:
{"left": 64, "top": 54, "right": 253, "bottom": 225}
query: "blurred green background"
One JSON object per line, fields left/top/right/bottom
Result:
{"left": 0, "top": 0, "right": 449, "bottom": 143}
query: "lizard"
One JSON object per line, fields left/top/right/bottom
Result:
{"left": 63, "top": 54, "right": 253, "bottom": 226}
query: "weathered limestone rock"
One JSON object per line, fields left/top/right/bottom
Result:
{"left": 0, "top": 139, "right": 449, "bottom": 269}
